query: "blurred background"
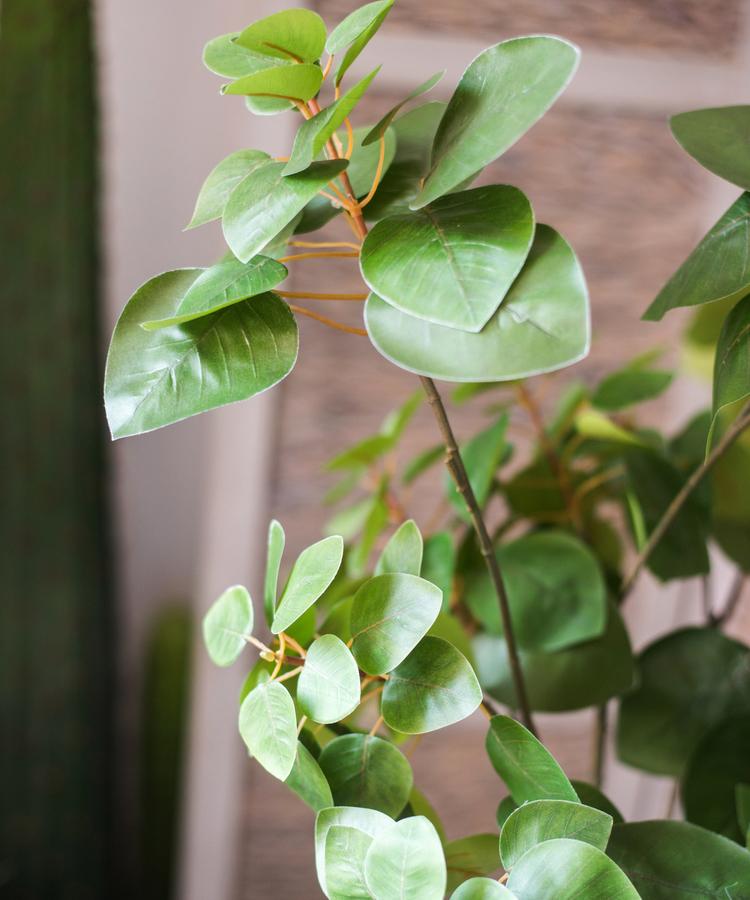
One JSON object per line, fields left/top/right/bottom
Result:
{"left": 2, "top": 0, "right": 750, "bottom": 898}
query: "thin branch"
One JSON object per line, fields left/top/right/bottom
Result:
{"left": 289, "top": 304, "right": 367, "bottom": 336}
{"left": 278, "top": 290, "right": 367, "bottom": 301}
{"left": 289, "top": 240, "right": 361, "bottom": 251}
{"left": 360, "top": 135, "right": 386, "bottom": 208}
{"left": 322, "top": 54, "right": 334, "bottom": 80}
{"left": 277, "top": 250, "right": 359, "bottom": 263}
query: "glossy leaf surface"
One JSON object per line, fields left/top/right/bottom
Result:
{"left": 187, "top": 149, "right": 270, "bottom": 229}
{"left": 364, "top": 816, "right": 446, "bottom": 900}
{"left": 374, "top": 520, "right": 424, "bottom": 576}
{"left": 238, "top": 681, "right": 297, "bottom": 780}
{"left": 315, "top": 806, "right": 394, "bottom": 898}
{"left": 223, "top": 63, "right": 323, "bottom": 102}
{"left": 297, "top": 634, "right": 360, "bottom": 724}
{"left": 235, "top": 9, "right": 327, "bottom": 63}
{"left": 203, "top": 33, "right": 274, "bottom": 78}
{"left": 272, "top": 534, "right": 344, "bottom": 634}
{"left": 202, "top": 585, "right": 253, "bottom": 667}
{"left": 671, "top": 106, "right": 750, "bottom": 190}
{"left": 324, "top": 825, "right": 375, "bottom": 899}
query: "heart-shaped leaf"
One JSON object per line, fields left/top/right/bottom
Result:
{"left": 350, "top": 573, "right": 442, "bottom": 675}
{"left": 284, "top": 742, "right": 333, "bottom": 812}
{"left": 238, "top": 681, "right": 297, "bottom": 780}
{"left": 366, "top": 225, "right": 590, "bottom": 381}
{"left": 272, "top": 534, "right": 344, "bottom": 634}
{"left": 414, "top": 37, "right": 579, "bottom": 208}
{"left": 326, "top": 0, "right": 394, "bottom": 86}
{"left": 223, "top": 62, "right": 323, "bottom": 102}
{"left": 671, "top": 106, "right": 750, "bottom": 191}
{"left": 451, "top": 879, "right": 515, "bottom": 899}
{"left": 297, "top": 634, "right": 361, "bottom": 723}
{"left": 104, "top": 271, "right": 298, "bottom": 438}
{"left": 364, "top": 816, "right": 446, "bottom": 900}
{"left": 315, "top": 806, "right": 394, "bottom": 899}
{"left": 235, "top": 9, "right": 327, "bottom": 64}
{"left": 202, "top": 585, "right": 253, "bottom": 667}
{"left": 361, "top": 185, "right": 534, "bottom": 332}
{"left": 318, "top": 734, "right": 413, "bottom": 817}
{"left": 374, "top": 520, "right": 424, "bottom": 576}
{"left": 203, "top": 33, "right": 277, "bottom": 79}
{"left": 382, "top": 636, "right": 482, "bottom": 733}
{"left": 709, "top": 293, "right": 750, "bottom": 448}
{"left": 187, "top": 149, "right": 270, "bottom": 229}
{"left": 363, "top": 72, "right": 445, "bottom": 146}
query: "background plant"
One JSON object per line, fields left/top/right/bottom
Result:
{"left": 104, "top": 3, "right": 750, "bottom": 897}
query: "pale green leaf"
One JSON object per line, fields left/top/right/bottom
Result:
{"left": 364, "top": 816, "right": 446, "bottom": 900}
{"left": 238, "top": 681, "right": 297, "bottom": 780}
{"left": 235, "top": 9, "right": 327, "bottom": 64}
{"left": 203, "top": 33, "right": 277, "bottom": 78}
{"left": 272, "top": 534, "right": 344, "bottom": 634}
{"left": 264, "top": 519, "right": 285, "bottom": 625}
{"left": 363, "top": 72, "right": 445, "bottom": 146}
{"left": 375, "top": 520, "right": 424, "bottom": 576}
{"left": 202, "top": 585, "right": 253, "bottom": 667}
{"left": 222, "top": 63, "right": 323, "bottom": 102}
{"left": 451, "top": 878, "right": 516, "bottom": 899}
{"left": 284, "top": 742, "right": 333, "bottom": 812}
{"left": 297, "top": 634, "right": 361, "bottom": 724}
{"left": 574, "top": 410, "right": 646, "bottom": 447}
{"left": 315, "top": 806, "right": 394, "bottom": 899}
{"left": 327, "top": 0, "right": 394, "bottom": 86}
{"left": 671, "top": 106, "right": 750, "bottom": 191}
{"left": 324, "top": 825, "right": 376, "bottom": 899}
{"left": 187, "top": 149, "right": 270, "bottom": 229}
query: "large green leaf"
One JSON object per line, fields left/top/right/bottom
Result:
{"left": 363, "top": 72, "right": 445, "bottom": 146}
{"left": 238, "top": 681, "right": 297, "bottom": 780}
{"left": 271, "top": 534, "right": 344, "bottom": 634}
{"left": 361, "top": 185, "right": 534, "bottom": 332}
{"left": 444, "top": 834, "right": 501, "bottom": 892}
{"left": 414, "top": 37, "right": 579, "bottom": 208}
{"left": 451, "top": 879, "right": 515, "bottom": 899}
{"left": 326, "top": 0, "right": 394, "bottom": 86}
{"left": 486, "top": 715, "right": 578, "bottom": 805}
{"left": 187, "top": 149, "right": 270, "bottom": 229}
{"left": 202, "top": 585, "right": 254, "bottom": 667}
{"left": 142, "top": 255, "right": 288, "bottom": 330}
{"left": 297, "top": 634, "right": 361, "bottom": 724}
{"left": 682, "top": 716, "right": 750, "bottom": 842}
{"left": 446, "top": 414, "right": 509, "bottom": 518}
{"left": 617, "top": 627, "right": 750, "bottom": 776}
{"left": 374, "top": 520, "right": 424, "bottom": 576}
{"left": 671, "top": 106, "right": 750, "bottom": 191}
{"left": 607, "top": 820, "right": 750, "bottom": 899}
{"left": 644, "top": 193, "right": 750, "bottom": 321}
{"left": 104, "top": 271, "right": 298, "bottom": 438}
{"left": 324, "top": 824, "right": 376, "bottom": 900}
{"left": 464, "top": 530, "right": 607, "bottom": 652}
{"left": 350, "top": 573, "right": 442, "bottom": 675}
{"left": 284, "top": 67, "right": 380, "bottom": 176}
{"left": 264, "top": 519, "right": 285, "bottom": 625}
{"left": 382, "top": 636, "right": 482, "bottom": 733}
{"left": 507, "top": 838, "right": 638, "bottom": 899}
{"left": 366, "top": 225, "right": 590, "bottom": 381}
{"left": 235, "top": 9, "right": 327, "bottom": 64}
{"left": 592, "top": 362, "right": 673, "bottom": 412}
{"left": 364, "top": 816, "right": 446, "bottom": 900}
{"left": 570, "top": 781, "right": 624, "bottom": 825}
{"left": 500, "top": 800, "right": 613, "bottom": 870}
{"left": 710, "top": 294, "right": 750, "bottom": 447}
{"left": 315, "top": 806, "right": 394, "bottom": 899}
{"left": 476, "top": 603, "right": 634, "bottom": 712}
{"left": 222, "top": 63, "right": 323, "bottom": 102}
{"left": 284, "top": 742, "right": 333, "bottom": 812}
{"left": 223, "top": 159, "right": 348, "bottom": 262}
{"left": 318, "top": 734, "right": 413, "bottom": 817}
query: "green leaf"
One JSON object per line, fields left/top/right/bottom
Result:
{"left": 617, "top": 627, "right": 750, "bottom": 776}
{"left": 486, "top": 715, "right": 578, "bottom": 805}
{"left": 327, "top": 433, "right": 394, "bottom": 471}
{"left": 324, "top": 824, "right": 376, "bottom": 899}
{"left": 421, "top": 532, "right": 455, "bottom": 610}
{"left": 574, "top": 409, "right": 646, "bottom": 447}
{"left": 407, "top": 786, "right": 446, "bottom": 844}
{"left": 297, "top": 634, "right": 361, "bottom": 724}
{"left": 671, "top": 106, "right": 750, "bottom": 191}
{"left": 264, "top": 519, "right": 285, "bottom": 625}
{"left": 737, "top": 784, "right": 750, "bottom": 848}
{"left": 497, "top": 796, "right": 518, "bottom": 830}
{"left": 235, "top": 9, "right": 327, "bottom": 64}
{"left": 245, "top": 94, "right": 294, "bottom": 117}
{"left": 476, "top": 603, "right": 634, "bottom": 712}
{"left": 712, "top": 427, "right": 750, "bottom": 570}
{"left": 445, "top": 834, "right": 501, "bottom": 893}
{"left": 414, "top": 37, "right": 579, "bottom": 208}
{"left": 284, "top": 67, "right": 380, "bottom": 176}
{"left": 500, "top": 800, "right": 613, "bottom": 870}
{"left": 238, "top": 681, "right": 297, "bottom": 780}
{"left": 382, "top": 636, "right": 482, "bottom": 733}
{"left": 203, "top": 33, "right": 276, "bottom": 78}
{"left": 223, "top": 159, "right": 348, "bottom": 262}
{"left": 364, "top": 816, "right": 446, "bottom": 900}
{"left": 428, "top": 612, "right": 475, "bottom": 668}
{"left": 350, "top": 573, "right": 442, "bottom": 675}
{"left": 607, "top": 820, "right": 750, "bottom": 899}
{"left": 644, "top": 193, "right": 750, "bottom": 321}
{"left": 683, "top": 716, "right": 750, "bottom": 842}
{"left": 366, "top": 225, "right": 590, "bottom": 382}
{"left": 710, "top": 293, "right": 750, "bottom": 448}
{"left": 446, "top": 414, "right": 509, "bottom": 517}
{"left": 327, "top": 0, "right": 394, "bottom": 86}
{"left": 238, "top": 658, "right": 273, "bottom": 705}
{"left": 362, "top": 185, "right": 534, "bottom": 332}
{"left": 363, "top": 72, "right": 445, "bottom": 146}
{"left": 141, "top": 255, "right": 288, "bottom": 329}
{"left": 187, "top": 149, "right": 270, "bottom": 229}
{"left": 202, "top": 585, "right": 254, "bottom": 667}
{"left": 507, "top": 838, "right": 638, "bottom": 899}
{"left": 570, "top": 781, "right": 624, "bottom": 825}
{"left": 284, "top": 742, "right": 333, "bottom": 812}
{"left": 316, "top": 806, "right": 394, "bottom": 899}
{"left": 375, "top": 520, "right": 424, "bottom": 576}
{"left": 451, "top": 879, "right": 515, "bottom": 899}
{"left": 404, "top": 444, "right": 444, "bottom": 484}
{"left": 272, "top": 535, "right": 344, "bottom": 634}
{"left": 592, "top": 367, "right": 673, "bottom": 412}
{"left": 318, "top": 734, "right": 413, "bottom": 817}
{"left": 222, "top": 63, "right": 323, "bottom": 102}
{"left": 105, "top": 271, "right": 298, "bottom": 438}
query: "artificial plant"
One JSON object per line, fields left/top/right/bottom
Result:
{"left": 105, "top": 3, "right": 750, "bottom": 897}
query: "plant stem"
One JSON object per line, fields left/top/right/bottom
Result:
{"left": 621, "top": 402, "right": 750, "bottom": 597}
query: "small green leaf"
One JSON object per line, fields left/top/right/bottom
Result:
{"left": 592, "top": 367, "right": 673, "bottom": 412}
{"left": 238, "top": 681, "right": 297, "bottom": 780}
{"left": 451, "top": 878, "right": 515, "bottom": 899}
{"left": 486, "top": 715, "right": 578, "bottom": 804}
{"left": 222, "top": 63, "right": 323, "bottom": 102}
{"left": 105, "top": 272, "right": 298, "bottom": 438}
{"left": 403, "top": 445, "right": 444, "bottom": 484}
{"left": 315, "top": 806, "right": 394, "bottom": 899}
{"left": 327, "top": 0, "right": 394, "bottom": 86}
{"left": 446, "top": 415, "right": 509, "bottom": 517}
{"left": 364, "top": 816, "right": 446, "bottom": 900}
{"left": 570, "top": 781, "right": 624, "bottom": 824}
{"left": 382, "top": 636, "right": 482, "bottom": 733}
{"left": 318, "top": 734, "right": 413, "bottom": 817}
{"left": 445, "top": 834, "right": 501, "bottom": 893}
{"left": 507, "top": 838, "right": 638, "bottom": 898}
{"left": 203, "top": 33, "right": 275, "bottom": 79}
{"left": 421, "top": 532, "right": 455, "bottom": 608}
{"left": 362, "top": 185, "right": 534, "bottom": 332}
{"left": 141, "top": 255, "right": 288, "bottom": 329}
{"left": 284, "top": 742, "right": 333, "bottom": 812}
{"left": 187, "top": 149, "right": 270, "bottom": 229}
{"left": 500, "top": 800, "right": 613, "bottom": 870}
{"left": 709, "top": 293, "right": 750, "bottom": 448}
{"left": 223, "top": 159, "right": 348, "bottom": 262}
{"left": 350, "top": 573, "right": 442, "bottom": 675}
{"left": 324, "top": 824, "right": 376, "bottom": 899}
{"left": 366, "top": 225, "right": 590, "bottom": 382}
{"left": 574, "top": 410, "right": 646, "bottom": 447}
{"left": 414, "top": 36, "right": 579, "bottom": 208}
{"left": 327, "top": 433, "right": 394, "bottom": 471}
{"left": 671, "top": 106, "right": 750, "bottom": 191}
{"left": 363, "top": 72, "right": 445, "bottom": 146}
{"left": 235, "top": 9, "right": 327, "bottom": 64}
{"left": 272, "top": 535, "right": 344, "bottom": 634}
{"left": 375, "top": 520, "right": 424, "bottom": 576}
{"left": 238, "top": 658, "right": 273, "bottom": 705}
{"left": 202, "top": 585, "right": 253, "bottom": 667}
{"left": 297, "top": 635, "right": 360, "bottom": 724}
{"left": 264, "top": 519, "right": 285, "bottom": 625}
